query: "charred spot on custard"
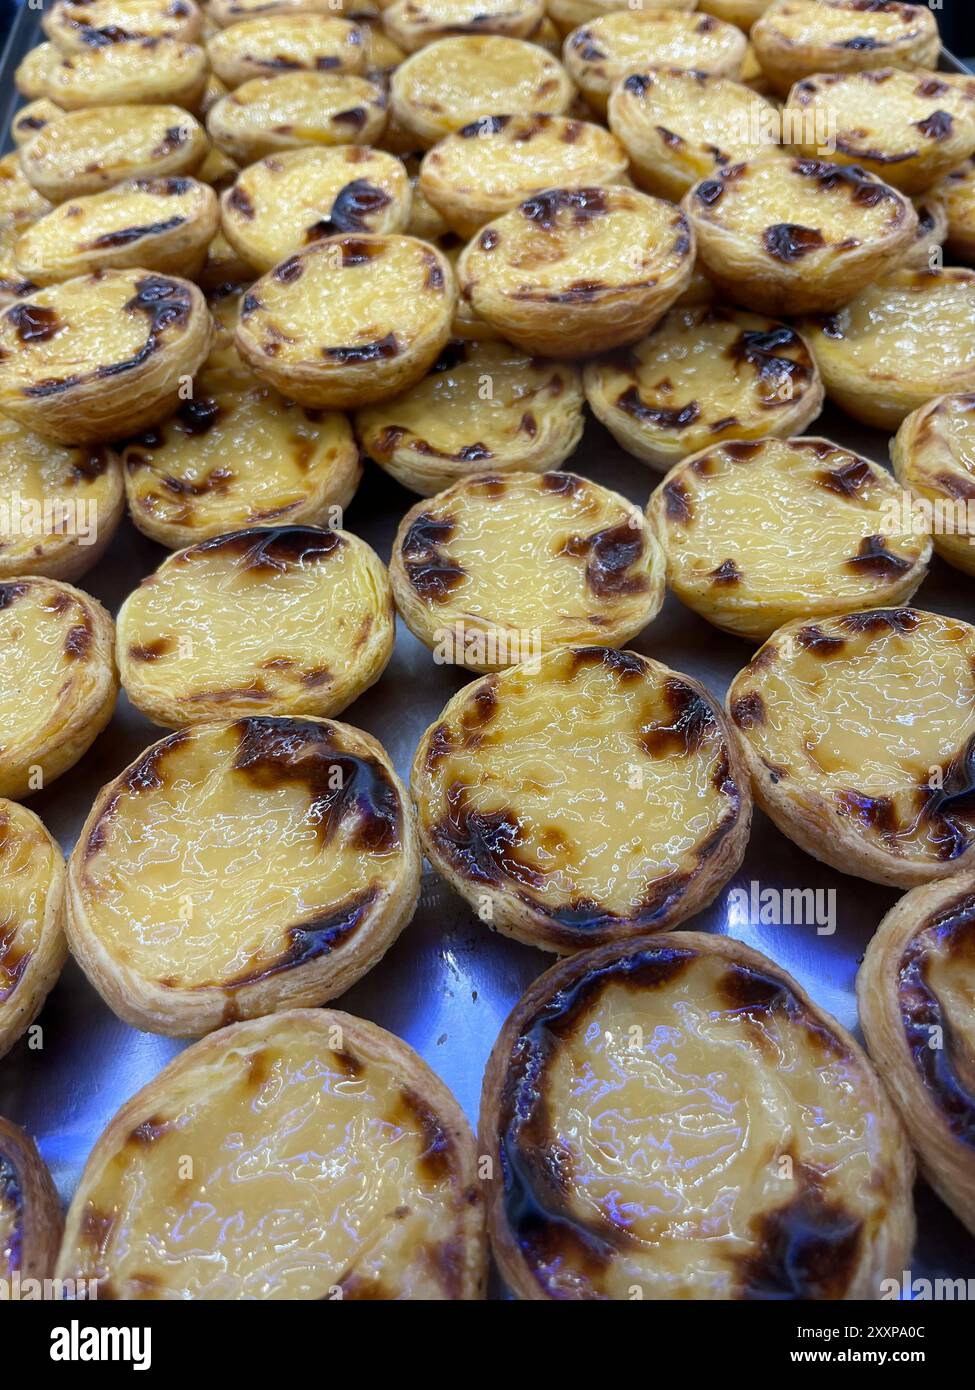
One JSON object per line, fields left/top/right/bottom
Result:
{"left": 840, "top": 607, "right": 919, "bottom": 637}
{"left": 222, "top": 887, "right": 380, "bottom": 987}
{"left": 227, "top": 184, "right": 254, "bottom": 219}
{"left": 710, "top": 558, "right": 741, "bottom": 586}
{"left": 232, "top": 716, "right": 401, "bottom": 853}
{"left": 7, "top": 303, "right": 59, "bottom": 344}
{"left": 795, "top": 625, "right": 847, "bottom": 657}
{"left": 560, "top": 522, "right": 648, "bottom": 599}
{"left": 520, "top": 187, "right": 607, "bottom": 232}
{"left": 306, "top": 179, "right": 392, "bottom": 240}
{"left": 845, "top": 534, "right": 912, "bottom": 579}
{"left": 663, "top": 478, "right": 693, "bottom": 523}
{"left": 617, "top": 386, "right": 701, "bottom": 431}
{"left": 128, "top": 637, "right": 174, "bottom": 661}
{"left": 429, "top": 780, "right": 538, "bottom": 890}
{"left": 191, "top": 525, "right": 343, "bottom": 575}
{"left": 764, "top": 223, "right": 825, "bottom": 262}
{"left": 127, "top": 1115, "right": 172, "bottom": 1147}
{"left": 402, "top": 511, "right": 464, "bottom": 602}
{"left": 641, "top": 677, "right": 719, "bottom": 759}
{"left": 815, "top": 456, "right": 872, "bottom": 497}
{"left": 736, "top": 1162, "right": 864, "bottom": 1299}
{"left": 324, "top": 332, "right": 398, "bottom": 363}
{"left": 731, "top": 691, "right": 765, "bottom": 728}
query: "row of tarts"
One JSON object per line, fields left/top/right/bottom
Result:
{"left": 0, "top": 0, "right": 974, "bottom": 1299}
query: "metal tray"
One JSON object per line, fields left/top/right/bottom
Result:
{"left": 0, "top": 4, "right": 972, "bottom": 1293}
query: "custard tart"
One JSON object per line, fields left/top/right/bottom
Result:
{"left": 934, "top": 158, "right": 975, "bottom": 264}
{"left": 564, "top": 11, "right": 747, "bottom": 118}
{"left": 16, "top": 38, "right": 209, "bottom": 113}
{"left": 785, "top": 70, "right": 975, "bottom": 196}
{"left": 548, "top": 0, "right": 695, "bottom": 38}
{"left": 0, "top": 577, "right": 117, "bottom": 801}
{"left": 858, "top": 875, "right": 975, "bottom": 1236}
{"left": 206, "top": 13, "right": 365, "bottom": 87}
{"left": 14, "top": 177, "right": 219, "bottom": 284}
{"left": 419, "top": 113, "right": 627, "bottom": 238}
{"left": 607, "top": 68, "right": 780, "bottom": 203}
{"left": 685, "top": 156, "right": 917, "bottom": 316}
{"left": 384, "top": 0, "right": 542, "bottom": 50}
{"left": 0, "top": 421, "right": 124, "bottom": 582}
{"left": 583, "top": 307, "right": 824, "bottom": 470}
{"left": 752, "top": 0, "right": 940, "bottom": 97}
{"left": 355, "top": 337, "right": 584, "bottom": 494}
{"left": 56, "top": 1008, "right": 484, "bottom": 1297}
{"left": 0, "top": 800, "right": 66, "bottom": 1061}
{"left": 457, "top": 186, "right": 694, "bottom": 357}
{"left": 0, "top": 1117, "right": 62, "bottom": 1284}
{"left": 390, "top": 35, "right": 574, "bottom": 147}
{"left": 891, "top": 393, "right": 975, "bottom": 577}
{"left": 412, "top": 645, "right": 751, "bottom": 953}
{"left": 42, "top": 0, "right": 203, "bottom": 49}
{"left": 649, "top": 437, "right": 930, "bottom": 642}
{"left": 68, "top": 718, "right": 417, "bottom": 1034}
{"left": 19, "top": 105, "right": 209, "bottom": 203}
{"left": 207, "top": 72, "right": 387, "bottom": 162}
{"left": 122, "top": 355, "right": 361, "bottom": 549}
{"left": 727, "top": 607, "right": 975, "bottom": 888}
{"left": 0, "top": 269, "right": 213, "bottom": 445}
{"left": 10, "top": 100, "right": 63, "bottom": 149}
{"left": 799, "top": 269, "right": 975, "bottom": 430}
{"left": 482, "top": 931, "right": 914, "bottom": 1300}
{"left": 208, "top": 0, "right": 378, "bottom": 23}
{"left": 236, "top": 234, "right": 454, "bottom": 408}
{"left": 391, "top": 471, "right": 663, "bottom": 668}
{"left": 117, "top": 525, "right": 394, "bottom": 726}
{"left": 221, "top": 146, "right": 411, "bottom": 272}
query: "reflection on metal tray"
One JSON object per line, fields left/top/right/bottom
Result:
{"left": 0, "top": 5, "right": 972, "bottom": 1293}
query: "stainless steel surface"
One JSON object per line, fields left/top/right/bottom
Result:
{"left": 0, "top": 8, "right": 972, "bottom": 1291}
